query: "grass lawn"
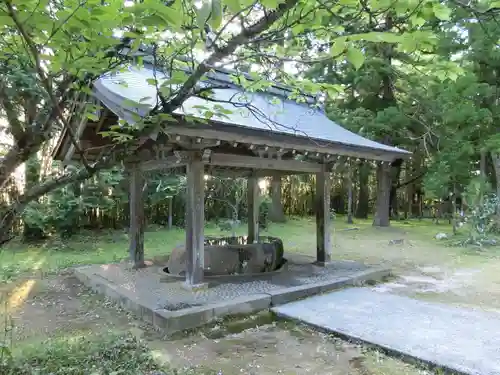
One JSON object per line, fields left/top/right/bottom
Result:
{"left": 0, "top": 215, "right": 494, "bottom": 278}
{"left": 1, "top": 216, "right": 498, "bottom": 374}
{"left": 2, "top": 215, "right": 500, "bottom": 311}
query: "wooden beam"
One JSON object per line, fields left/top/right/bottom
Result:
{"left": 141, "top": 151, "right": 328, "bottom": 174}
{"left": 210, "top": 152, "right": 325, "bottom": 173}
{"left": 315, "top": 167, "right": 332, "bottom": 265}
{"left": 168, "top": 124, "right": 405, "bottom": 162}
{"left": 185, "top": 152, "right": 206, "bottom": 287}
{"left": 141, "top": 153, "right": 188, "bottom": 171}
{"left": 247, "top": 172, "right": 259, "bottom": 243}
{"left": 128, "top": 164, "right": 145, "bottom": 268}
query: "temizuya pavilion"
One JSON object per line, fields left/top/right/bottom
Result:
{"left": 54, "top": 60, "right": 410, "bottom": 288}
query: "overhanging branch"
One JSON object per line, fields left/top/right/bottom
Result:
{"left": 159, "top": 0, "right": 300, "bottom": 115}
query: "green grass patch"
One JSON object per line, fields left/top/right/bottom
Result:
{"left": 0, "top": 216, "right": 488, "bottom": 282}
{"left": 1, "top": 333, "right": 167, "bottom": 375}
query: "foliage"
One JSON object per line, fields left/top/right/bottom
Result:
{"left": 15, "top": 168, "right": 370, "bottom": 239}
{"left": 0, "top": 333, "right": 167, "bottom": 375}
{"left": 259, "top": 195, "right": 272, "bottom": 230}
{"left": 0, "top": 0, "right": 468, "bottom": 240}
{"left": 148, "top": 174, "right": 186, "bottom": 206}
{"left": 454, "top": 179, "right": 500, "bottom": 248}
{"left": 206, "top": 177, "right": 247, "bottom": 222}
{"left": 2, "top": 0, "right": 500, "bottom": 241}
{"left": 21, "top": 168, "right": 125, "bottom": 238}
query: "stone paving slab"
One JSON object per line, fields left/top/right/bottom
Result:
{"left": 74, "top": 260, "right": 390, "bottom": 334}
{"left": 272, "top": 288, "right": 500, "bottom": 375}
{"left": 77, "top": 259, "right": 371, "bottom": 310}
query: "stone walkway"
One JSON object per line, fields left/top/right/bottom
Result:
{"left": 272, "top": 288, "right": 500, "bottom": 375}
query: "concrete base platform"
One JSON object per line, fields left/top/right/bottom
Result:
{"left": 272, "top": 288, "right": 500, "bottom": 375}
{"left": 74, "top": 256, "right": 390, "bottom": 335}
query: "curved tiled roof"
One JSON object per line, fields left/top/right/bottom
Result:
{"left": 92, "top": 64, "right": 409, "bottom": 159}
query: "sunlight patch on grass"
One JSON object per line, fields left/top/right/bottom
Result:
{"left": 7, "top": 279, "right": 36, "bottom": 313}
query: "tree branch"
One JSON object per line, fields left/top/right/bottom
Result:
{"left": 0, "top": 80, "right": 24, "bottom": 142}
{"left": 159, "top": 0, "right": 300, "bottom": 115}
{"left": 5, "top": 0, "right": 92, "bottom": 171}
{"left": 395, "top": 170, "right": 426, "bottom": 189}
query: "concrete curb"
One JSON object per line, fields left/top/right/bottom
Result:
{"left": 74, "top": 265, "right": 391, "bottom": 335}
{"left": 268, "top": 267, "right": 391, "bottom": 306}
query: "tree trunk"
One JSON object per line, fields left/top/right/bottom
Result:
{"left": 346, "top": 166, "right": 353, "bottom": 224}
{"left": 168, "top": 196, "right": 173, "bottom": 230}
{"left": 269, "top": 174, "right": 286, "bottom": 222}
{"left": 491, "top": 153, "right": 500, "bottom": 227}
{"left": 128, "top": 165, "right": 145, "bottom": 269}
{"left": 492, "top": 153, "right": 500, "bottom": 197}
{"left": 0, "top": 209, "right": 18, "bottom": 246}
{"left": 452, "top": 186, "right": 457, "bottom": 235}
{"left": 389, "top": 160, "right": 402, "bottom": 219}
{"left": 405, "top": 183, "right": 413, "bottom": 220}
{"left": 0, "top": 161, "right": 109, "bottom": 246}
{"left": 355, "top": 161, "right": 370, "bottom": 219}
{"left": 23, "top": 154, "right": 45, "bottom": 241}
{"left": 373, "top": 162, "right": 391, "bottom": 227}
{"left": 418, "top": 192, "right": 423, "bottom": 219}
{"left": 0, "top": 137, "right": 45, "bottom": 190}
{"left": 480, "top": 150, "right": 487, "bottom": 180}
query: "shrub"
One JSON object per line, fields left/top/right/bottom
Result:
{"left": 259, "top": 195, "right": 272, "bottom": 230}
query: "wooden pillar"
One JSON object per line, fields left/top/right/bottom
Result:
{"left": 247, "top": 172, "right": 259, "bottom": 243}
{"left": 373, "top": 161, "right": 392, "bottom": 227}
{"left": 346, "top": 162, "right": 353, "bottom": 224}
{"left": 128, "top": 164, "right": 145, "bottom": 269}
{"left": 269, "top": 173, "right": 286, "bottom": 222}
{"left": 185, "top": 153, "right": 205, "bottom": 287}
{"left": 315, "top": 167, "right": 332, "bottom": 265}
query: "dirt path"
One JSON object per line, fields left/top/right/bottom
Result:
{"left": 0, "top": 274, "right": 426, "bottom": 375}
{"left": 371, "top": 264, "right": 500, "bottom": 312}
{"left": 152, "top": 322, "right": 425, "bottom": 375}
{"left": 0, "top": 275, "right": 137, "bottom": 343}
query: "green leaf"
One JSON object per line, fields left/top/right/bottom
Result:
{"left": 86, "top": 112, "right": 99, "bottom": 121}
{"left": 260, "top": 0, "right": 282, "bottom": 8}
{"left": 210, "top": 0, "right": 223, "bottom": 29}
{"left": 196, "top": 0, "right": 223, "bottom": 30}
{"left": 158, "top": 113, "right": 177, "bottom": 123}
{"left": 123, "top": 99, "right": 139, "bottom": 108}
{"left": 196, "top": 1, "right": 210, "bottom": 30}
{"left": 432, "top": 3, "right": 451, "bottom": 21}
{"left": 331, "top": 37, "right": 346, "bottom": 57}
{"left": 399, "top": 34, "right": 417, "bottom": 52}
{"left": 204, "top": 110, "right": 215, "bottom": 119}
{"left": 488, "top": 1, "right": 500, "bottom": 10}
{"left": 351, "top": 32, "right": 401, "bottom": 43}
{"left": 226, "top": 0, "right": 241, "bottom": 13}
{"left": 142, "top": 14, "right": 168, "bottom": 27}
{"left": 410, "top": 15, "right": 426, "bottom": 27}
{"left": 346, "top": 47, "right": 365, "bottom": 70}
